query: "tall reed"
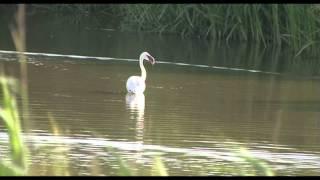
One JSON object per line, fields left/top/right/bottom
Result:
{"left": 22, "top": 4, "right": 320, "bottom": 56}
{"left": 0, "top": 77, "right": 27, "bottom": 176}
{"left": 115, "top": 4, "right": 320, "bottom": 56}
{"left": 0, "top": 4, "right": 29, "bottom": 176}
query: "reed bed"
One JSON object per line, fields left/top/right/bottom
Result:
{"left": 18, "top": 4, "right": 320, "bottom": 56}
{"left": 115, "top": 4, "right": 320, "bottom": 55}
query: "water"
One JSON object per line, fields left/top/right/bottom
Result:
{"left": 1, "top": 14, "right": 320, "bottom": 176}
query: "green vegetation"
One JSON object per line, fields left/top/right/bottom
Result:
{"left": 0, "top": 77, "right": 27, "bottom": 176}
{"left": 14, "top": 4, "right": 320, "bottom": 56}
{"left": 2, "top": 4, "right": 320, "bottom": 56}
{"left": 0, "top": 5, "right": 28, "bottom": 176}
{"left": 116, "top": 4, "right": 320, "bottom": 55}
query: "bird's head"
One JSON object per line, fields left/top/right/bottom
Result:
{"left": 141, "top": 52, "right": 156, "bottom": 65}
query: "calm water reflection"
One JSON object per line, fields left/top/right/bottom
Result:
{"left": 0, "top": 14, "right": 320, "bottom": 176}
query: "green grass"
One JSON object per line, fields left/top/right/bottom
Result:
{"left": 0, "top": 77, "right": 27, "bottom": 176}
{"left": 0, "top": 5, "right": 28, "bottom": 176}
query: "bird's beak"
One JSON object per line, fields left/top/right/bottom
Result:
{"left": 147, "top": 55, "right": 156, "bottom": 65}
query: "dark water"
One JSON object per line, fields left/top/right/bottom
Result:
{"left": 1, "top": 14, "right": 320, "bottom": 176}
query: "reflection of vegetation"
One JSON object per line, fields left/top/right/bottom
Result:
{"left": 116, "top": 4, "right": 320, "bottom": 55}
{"left": 7, "top": 4, "right": 320, "bottom": 56}
{"left": 2, "top": 5, "right": 320, "bottom": 75}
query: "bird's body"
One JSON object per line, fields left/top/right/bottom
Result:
{"left": 126, "top": 52, "right": 155, "bottom": 94}
{"left": 126, "top": 76, "right": 146, "bottom": 94}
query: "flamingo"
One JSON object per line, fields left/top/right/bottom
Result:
{"left": 126, "top": 52, "right": 156, "bottom": 94}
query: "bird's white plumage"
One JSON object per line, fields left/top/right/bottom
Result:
{"left": 126, "top": 76, "right": 146, "bottom": 94}
{"left": 126, "top": 52, "right": 155, "bottom": 94}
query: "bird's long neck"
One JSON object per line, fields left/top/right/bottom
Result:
{"left": 139, "top": 57, "right": 147, "bottom": 81}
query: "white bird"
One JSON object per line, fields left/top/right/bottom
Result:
{"left": 126, "top": 52, "right": 156, "bottom": 94}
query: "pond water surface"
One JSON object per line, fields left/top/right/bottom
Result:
{"left": 0, "top": 15, "right": 320, "bottom": 176}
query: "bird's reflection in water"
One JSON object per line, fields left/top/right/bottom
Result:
{"left": 125, "top": 93, "right": 145, "bottom": 163}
